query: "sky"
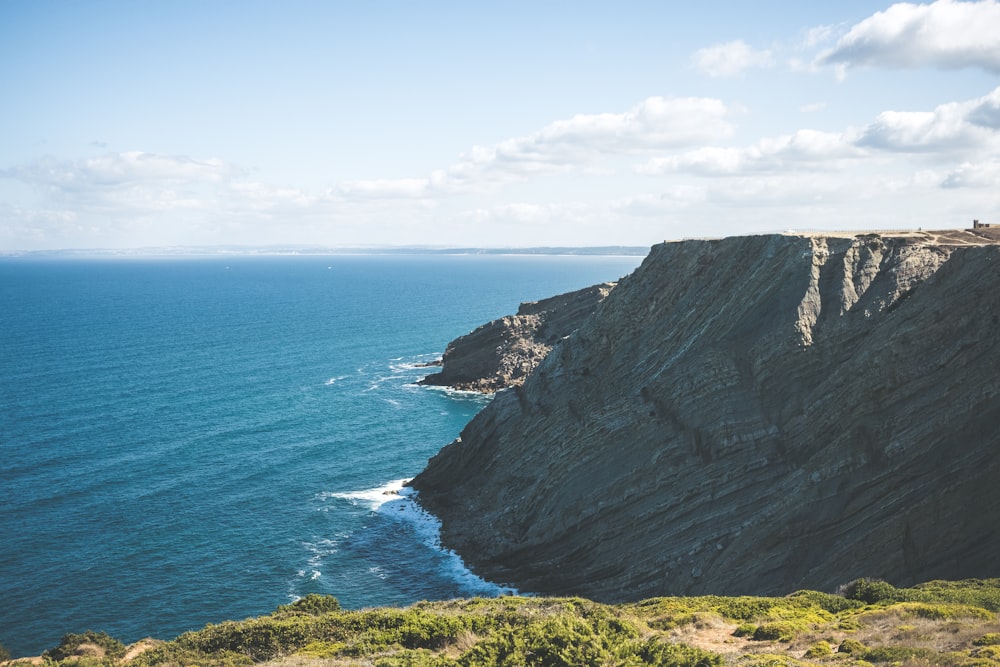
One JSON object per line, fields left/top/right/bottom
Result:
{"left": 1, "top": 0, "right": 999, "bottom": 251}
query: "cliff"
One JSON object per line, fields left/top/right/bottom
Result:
{"left": 410, "top": 230, "right": 1000, "bottom": 601}
{"left": 418, "top": 282, "right": 615, "bottom": 393}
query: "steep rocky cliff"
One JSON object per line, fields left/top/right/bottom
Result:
{"left": 410, "top": 230, "right": 1000, "bottom": 601}
{"left": 418, "top": 282, "right": 615, "bottom": 393}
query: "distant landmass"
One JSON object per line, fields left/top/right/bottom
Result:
{"left": 2, "top": 245, "right": 651, "bottom": 258}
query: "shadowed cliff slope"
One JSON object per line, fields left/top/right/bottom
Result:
{"left": 410, "top": 232, "right": 1000, "bottom": 602}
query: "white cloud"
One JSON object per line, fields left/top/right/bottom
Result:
{"left": 853, "top": 86, "right": 1000, "bottom": 152}
{"left": 335, "top": 96, "right": 735, "bottom": 198}
{"left": 455, "top": 201, "right": 620, "bottom": 246}
{"left": 966, "top": 86, "right": 1000, "bottom": 127}
{"left": 636, "top": 86, "right": 1000, "bottom": 183}
{"left": 802, "top": 24, "right": 841, "bottom": 49}
{"left": 611, "top": 187, "right": 708, "bottom": 217}
{"left": 638, "top": 129, "right": 864, "bottom": 176}
{"left": 799, "top": 102, "right": 827, "bottom": 113}
{"left": 817, "top": 0, "right": 1000, "bottom": 73}
{"left": 337, "top": 178, "right": 431, "bottom": 199}
{"left": 0, "top": 151, "right": 342, "bottom": 248}
{"left": 691, "top": 40, "right": 774, "bottom": 77}
{"left": 940, "top": 159, "right": 1000, "bottom": 187}
{"left": 464, "top": 202, "right": 574, "bottom": 226}
{"left": 2, "top": 152, "right": 239, "bottom": 191}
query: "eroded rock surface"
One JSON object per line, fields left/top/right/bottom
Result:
{"left": 418, "top": 282, "right": 616, "bottom": 393}
{"left": 410, "top": 231, "right": 1000, "bottom": 601}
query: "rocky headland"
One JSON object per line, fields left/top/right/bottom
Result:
{"left": 418, "top": 282, "right": 615, "bottom": 393}
{"left": 410, "top": 229, "right": 1000, "bottom": 602}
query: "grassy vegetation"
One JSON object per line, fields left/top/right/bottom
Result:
{"left": 5, "top": 580, "right": 999, "bottom": 667}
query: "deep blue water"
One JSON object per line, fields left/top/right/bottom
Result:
{"left": 0, "top": 253, "right": 641, "bottom": 657}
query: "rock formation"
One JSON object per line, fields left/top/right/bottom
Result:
{"left": 410, "top": 231, "right": 1000, "bottom": 601}
{"left": 418, "top": 282, "right": 615, "bottom": 393}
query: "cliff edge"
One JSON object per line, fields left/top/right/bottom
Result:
{"left": 410, "top": 230, "right": 1000, "bottom": 601}
{"left": 418, "top": 282, "right": 615, "bottom": 393}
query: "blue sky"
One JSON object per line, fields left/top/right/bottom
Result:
{"left": 2, "top": 0, "right": 999, "bottom": 251}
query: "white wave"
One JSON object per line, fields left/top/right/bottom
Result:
{"left": 390, "top": 356, "right": 442, "bottom": 373}
{"left": 315, "top": 480, "right": 519, "bottom": 598}
{"left": 289, "top": 537, "right": 341, "bottom": 595}
{"left": 324, "top": 375, "right": 347, "bottom": 386}
{"left": 378, "top": 486, "right": 519, "bottom": 597}
{"left": 323, "top": 479, "right": 411, "bottom": 510}
{"left": 364, "top": 374, "right": 405, "bottom": 392}
{"left": 303, "top": 537, "right": 340, "bottom": 565}
{"left": 418, "top": 384, "right": 495, "bottom": 402}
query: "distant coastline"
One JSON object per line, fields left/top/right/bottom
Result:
{"left": 0, "top": 245, "right": 652, "bottom": 259}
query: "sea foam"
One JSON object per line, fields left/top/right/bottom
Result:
{"left": 325, "top": 478, "right": 410, "bottom": 509}
{"left": 331, "top": 479, "right": 518, "bottom": 598}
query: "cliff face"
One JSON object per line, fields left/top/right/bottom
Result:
{"left": 418, "top": 282, "right": 615, "bottom": 393}
{"left": 410, "top": 231, "right": 1000, "bottom": 601}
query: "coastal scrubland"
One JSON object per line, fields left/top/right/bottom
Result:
{"left": 5, "top": 578, "right": 1000, "bottom": 667}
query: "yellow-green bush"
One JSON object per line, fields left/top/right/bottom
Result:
{"left": 737, "top": 653, "right": 810, "bottom": 667}
{"left": 752, "top": 623, "right": 795, "bottom": 642}
{"left": 861, "top": 645, "right": 935, "bottom": 663}
{"left": 42, "top": 631, "right": 126, "bottom": 664}
{"left": 31, "top": 579, "right": 1000, "bottom": 667}
{"left": 838, "top": 638, "right": 868, "bottom": 655}
{"left": 804, "top": 640, "right": 833, "bottom": 658}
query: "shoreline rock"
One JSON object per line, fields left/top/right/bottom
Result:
{"left": 417, "top": 282, "right": 616, "bottom": 393}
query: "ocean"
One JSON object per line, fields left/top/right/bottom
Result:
{"left": 0, "top": 253, "right": 642, "bottom": 657}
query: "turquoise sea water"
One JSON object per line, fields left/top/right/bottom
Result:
{"left": 0, "top": 253, "right": 642, "bottom": 657}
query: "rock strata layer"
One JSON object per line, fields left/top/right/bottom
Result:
{"left": 410, "top": 231, "right": 1000, "bottom": 601}
{"left": 418, "top": 282, "right": 615, "bottom": 393}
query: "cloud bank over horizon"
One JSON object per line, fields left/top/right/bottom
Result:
{"left": 2, "top": 0, "right": 1000, "bottom": 251}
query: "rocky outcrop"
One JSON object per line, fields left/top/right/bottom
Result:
{"left": 418, "top": 283, "right": 615, "bottom": 393}
{"left": 410, "top": 231, "right": 1000, "bottom": 601}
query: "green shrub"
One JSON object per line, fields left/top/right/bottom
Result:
{"left": 838, "top": 638, "right": 868, "bottom": 655}
{"left": 737, "top": 653, "right": 810, "bottom": 667}
{"left": 973, "top": 645, "right": 1000, "bottom": 663}
{"left": 43, "top": 631, "right": 126, "bottom": 663}
{"left": 0, "top": 642, "right": 9, "bottom": 662}
{"left": 397, "top": 610, "right": 468, "bottom": 649}
{"left": 975, "top": 634, "right": 1000, "bottom": 647}
{"left": 335, "top": 608, "right": 471, "bottom": 655}
{"left": 129, "top": 643, "right": 253, "bottom": 667}
{"left": 648, "top": 612, "right": 699, "bottom": 630}
{"left": 295, "top": 640, "right": 346, "bottom": 657}
{"left": 274, "top": 594, "right": 341, "bottom": 616}
{"left": 175, "top": 616, "right": 317, "bottom": 661}
{"left": 456, "top": 608, "right": 657, "bottom": 667}
{"left": 752, "top": 624, "right": 795, "bottom": 642}
{"left": 862, "top": 646, "right": 934, "bottom": 663}
{"left": 804, "top": 641, "right": 833, "bottom": 658}
{"left": 733, "top": 624, "right": 757, "bottom": 637}
{"left": 874, "top": 602, "right": 995, "bottom": 622}
{"left": 844, "top": 579, "right": 901, "bottom": 605}
{"left": 787, "top": 590, "right": 865, "bottom": 614}
{"left": 374, "top": 648, "right": 457, "bottom": 666}
{"left": 717, "top": 597, "right": 780, "bottom": 621}
{"left": 906, "top": 580, "right": 1000, "bottom": 612}
{"left": 635, "top": 638, "right": 723, "bottom": 667}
